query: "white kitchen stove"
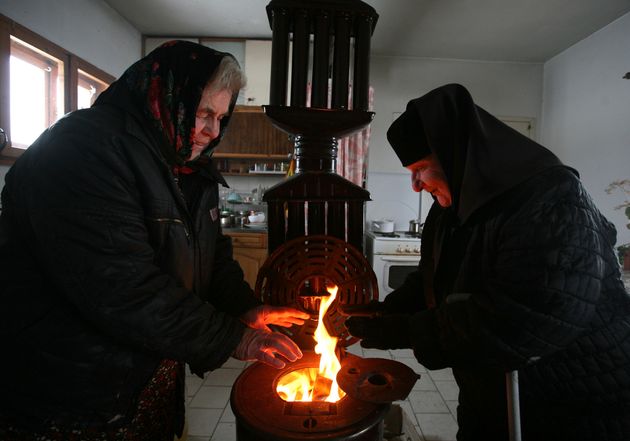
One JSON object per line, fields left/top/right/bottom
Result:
{"left": 365, "top": 231, "right": 421, "bottom": 300}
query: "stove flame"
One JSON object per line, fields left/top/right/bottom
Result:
{"left": 276, "top": 285, "right": 346, "bottom": 402}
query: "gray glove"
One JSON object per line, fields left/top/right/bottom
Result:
{"left": 232, "top": 327, "right": 303, "bottom": 369}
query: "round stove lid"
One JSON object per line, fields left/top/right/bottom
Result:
{"left": 336, "top": 354, "right": 420, "bottom": 403}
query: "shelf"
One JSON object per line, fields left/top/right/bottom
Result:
{"left": 223, "top": 171, "right": 287, "bottom": 177}
{"left": 214, "top": 153, "right": 290, "bottom": 160}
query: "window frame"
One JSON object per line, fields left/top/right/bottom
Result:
{"left": 0, "top": 14, "right": 115, "bottom": 165}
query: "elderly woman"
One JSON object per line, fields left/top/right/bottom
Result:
{"left": 0, "top": 41, "right": 307, "bottom": 440}
{"left": 347, "top": 84, "right": 630, "bottom": 440}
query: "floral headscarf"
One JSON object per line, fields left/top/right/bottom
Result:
{"left": 96, "top": 40, "right": 240, "bottom": 173}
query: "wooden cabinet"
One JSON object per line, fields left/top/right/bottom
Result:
{"left": 214, "top": 105, "right": 294, "bottom": 176}
{"left": 226, "top": 231, "right": 268, "bottom": 289}
{"left": 216, "top": 105, "right": 293, "bottom": 156}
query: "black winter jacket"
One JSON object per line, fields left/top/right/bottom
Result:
{"left": 0, "top": 101, "right": 260, "bottom": 427}
{"left": 385, "top": 167, "right": 630, "bottom": 440}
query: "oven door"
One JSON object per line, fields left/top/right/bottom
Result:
{"left": 372, "top": 255, "right": 420, "bottom": 300}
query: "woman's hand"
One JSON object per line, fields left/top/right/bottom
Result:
{"left": 240, "top": 305, "right": 310, "bottom": 332}
{"left": 232, "top": 327, "right": 303, "bottom": 369}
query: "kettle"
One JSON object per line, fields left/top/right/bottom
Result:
{"left": 408, "top": 219, "right": 423, "bottom": 235}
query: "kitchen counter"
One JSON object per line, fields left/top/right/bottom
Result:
{"left": 223, "top": 229, "right": 268, "bottom": 288}
{"left": 223, "top": 226, "right": 267, "bottom": 234}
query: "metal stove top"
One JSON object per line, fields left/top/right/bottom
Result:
{"left": 366, "top": 231, "right": 422, "bottom": 241}
{"left": 365, "top": 231, "right": 421, "bottom": 256}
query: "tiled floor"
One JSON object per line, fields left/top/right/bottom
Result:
{"left": 183, "top": 345, "right": 459, "bottom": 441}
{"left": 186, "top": 271, "right": 630, "bottom": 441}
{"left": 183, "top": 271, "right": 630, "bottom": 441}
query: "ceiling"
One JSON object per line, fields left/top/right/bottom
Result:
{"left": 103, "top": 0, "right": 630, "bottom": 63}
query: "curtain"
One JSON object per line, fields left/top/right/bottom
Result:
{"left": 306, "top": 82, "right": 374, "bottom": 188}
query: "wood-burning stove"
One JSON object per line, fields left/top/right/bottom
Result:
{"left": 231, "top": 352, "right": 391, "bottom": 441}
{"left": 229, "top": 1, "right": 419, "bottom": 439}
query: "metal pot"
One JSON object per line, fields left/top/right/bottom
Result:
{"left": 220, "top": 213, "right": 233, "bottom": 227}
{"left": 408, "top": 219, "right": 423, "bottom": 235}
{"left": 372, "top": 219, "right": 395, "bottom": 233}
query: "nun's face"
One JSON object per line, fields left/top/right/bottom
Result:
{"left": 406, "top": 154, "right": 452, "bottom": 207}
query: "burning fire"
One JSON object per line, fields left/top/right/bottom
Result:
{"left": 276, "top": 285, "right": 346, "bottom": 402}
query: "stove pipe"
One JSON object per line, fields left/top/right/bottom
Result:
{"left": 262, "top": 0, "right": 379, "bottom": 253}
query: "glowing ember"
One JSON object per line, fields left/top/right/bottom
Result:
{"left": 276, "top": 285, "right": 346, "bottom": 402}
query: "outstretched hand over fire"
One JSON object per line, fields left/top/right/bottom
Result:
{"left": 232, "top": 327, "right": 303, "bottom": 369}
{"left": 240, "top": 305, "right": 310, "bottom": 332}
{"left": 345, "top": 315, "right": 412, "bottom": 350}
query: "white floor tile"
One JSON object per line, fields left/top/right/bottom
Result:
{"left": 222, "top": 357, "right": 248, "bottom": 369}
{"left": 390, "top": 348, "right": 415, "bottom": 358}
{"left": 211, "top": 422, "right": 237, "bottom": 441}
{"left": 408, "top": 390, "right": 450, "bottom": 414}
{"left": 203, "top": 368, "right": 243, "bottom": 386}
{"left": 220, "top": 402, "right": 236, "bottom": 423}
{"left": 427, "top": 368, "right": 455, "bottom": 381}
{"left": 186, "top": 375, "right": 204, "bottom": 397}
{"left": 362, "top": 348, "right": 393, "bottom": 359}
{"left": 445, "top": 400, "right": 458, "bottom": 417}
{"left": 434, "top": 381, "right": 459, "bottom": 401}
{"left": 395, "top": 357, "right": 428, "bottom": 374}
{"left": 395, "top": 400, "right": 419, "bottom": 426}
{"left": 345, "top": 343, "right": 364, "bottom": 356}
{"left": 414, "top": 425, "right": 426, "bottom": 441}
{"left": 189, "top": 386, "right": 232, "bottom": 409}
{"left": 186, "top": 408, "right": 223, "bottom": 437}
{"left": 412, "top": 373, "right": 437, "bottom": 391}
{"left": 416, "top": 413, "right": 458, "bottom": 441}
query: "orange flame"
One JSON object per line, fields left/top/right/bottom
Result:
{"left": 276, "top": 285, "right": 346, "bottom": 402}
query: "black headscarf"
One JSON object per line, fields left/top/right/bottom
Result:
{"left": 387, "top": 84, "right": 565, "bottom": 223}
{"left": 94, "top": 40, "right": 240, "bottom": 173}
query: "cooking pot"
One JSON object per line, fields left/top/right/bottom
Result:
{"left": 372, "top": 219, "right": 395, "bottom": 233}
{"left": 220, "top": 212, "right": 233, "bottom": 227}
{"left": 408, "top": 219, "right": 423, "bottom": 235}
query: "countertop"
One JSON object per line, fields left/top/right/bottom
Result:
{"left": 223, "top": 226, "right": 267, "bottom": 234}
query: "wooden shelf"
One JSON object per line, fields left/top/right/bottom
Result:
{"left": 214, "top": 153, "right": 290, "bottom": 160}
{"left": 223, "top": 171, "right": 287, "bottom": 177}
{"left": 214, "top": 105, "right": 293, "bottom": 156}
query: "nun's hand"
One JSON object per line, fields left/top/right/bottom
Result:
{"left": 345, "top": 315, "right": 412, "bottom": 350}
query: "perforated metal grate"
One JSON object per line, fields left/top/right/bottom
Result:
{"left": 255, "top": 234, "right": 378, "bottom": 348}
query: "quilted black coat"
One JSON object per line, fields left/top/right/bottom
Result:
{"left": 382, "top": 84, "right": 630, "bottom": 440}
{"left": 0, "top": 88, "right": 260, "bottom": 428}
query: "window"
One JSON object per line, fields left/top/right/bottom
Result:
{"left": 0, "top": 14, "right": 115, "bottom": 164}
{"left": 10, "top": 36, "right": 65, "bottom": 149}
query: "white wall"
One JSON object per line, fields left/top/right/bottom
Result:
{"left": 366, "top": 56, "right": 543, "bottom": 231}
{"left": 0, "top": 0, "right": 141, "bottom": 77}
{"left": 541, "top": 12, "right": 630, "bottom": 248}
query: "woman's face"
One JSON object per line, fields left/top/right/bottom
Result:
{"left": 191, "top": 85, "right": 232, "bottom": 160}
{"left": 406, "top": 154, "right": 452, "bottom": 207}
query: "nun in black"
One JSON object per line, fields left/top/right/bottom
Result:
{"left": 347, "top": 84, "right": 630, "bottom": 440}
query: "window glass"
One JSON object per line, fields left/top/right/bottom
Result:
{"left": 77, "top": 68, "right": 108, "bottom": 109}
{"left": 9, "top": 36, "right": 64, "bottom": 148}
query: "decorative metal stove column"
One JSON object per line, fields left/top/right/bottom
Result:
{"left": 263, "top": 0, "right": 379, "bottom": 253}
